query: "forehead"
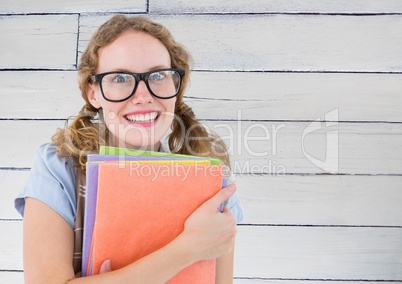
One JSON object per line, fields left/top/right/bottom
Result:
{"left": 97, "top": 30, "right": 171, "bottom": 73}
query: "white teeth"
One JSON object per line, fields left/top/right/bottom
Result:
{"left": 126, "top": 112, "right": 158, "bottom": 123}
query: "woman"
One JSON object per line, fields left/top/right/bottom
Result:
{"left": 15, "top": 15, "right": 243, "bottom": 283}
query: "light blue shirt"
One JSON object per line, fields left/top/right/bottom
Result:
{"left": 15, "top": 143, "right": 244, "bottom": 227}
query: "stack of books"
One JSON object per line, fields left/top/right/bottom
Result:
{"left": 81, "top": 146, "right": 226, "bottom": 283}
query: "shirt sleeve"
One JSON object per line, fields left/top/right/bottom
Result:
{"left": 223, "top": 168, "right": 244, "bottom": 225}
{"left": 14, "top": 143, "right": 77, "bottom": 228}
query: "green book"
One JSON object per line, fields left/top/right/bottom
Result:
{"left": 99, "top": 146, "right": 221, "bottom": 165}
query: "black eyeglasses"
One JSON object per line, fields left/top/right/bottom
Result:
{"left": 92, "top": 68, "right": 185, "bottom": 102}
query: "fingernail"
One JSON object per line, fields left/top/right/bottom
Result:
{"left": 100, "top": 259, "right": 111, "bottom": 273}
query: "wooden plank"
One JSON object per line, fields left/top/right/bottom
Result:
{"left": 0, "top": 221, "right": 23, "bottom": 271}
{"left": 0, "top": 120, "right": 65, "bottom": 168}
{"left": 0, "top": 272, "right": 23, "bottom": 284}
{"left": 4, "top": 170, "right": 402, "bottom": 227}
{"left": 234, "top": 226, "right": 402, "bottom": 280}
{"left": 0, "top": 15, "right": 78, "bottom": 70}
{"left": 202, "top": 120, "right": 402, "bottom": 175}
{"left": 235, "top": 174, "right": 402, "bottom": 226}
{"left": 0, "top": 71, "right": 83, "bottom": 119}
{"left": 79, "top": 14, "right": 402, "bottom": 72}
{"left": 0, "top": 170, "right": 29, "bottom": 220}
{"left": 2, "top": 221, "right": 401, "bottom": 280}
{"left": 0, "top": 0, "right": 146, "bottom": 14}
{"left": 185, "top": 72, "right": 402, "bottom": 122}
{"left": 2, "top": 71, "right": 401, "bottom": 122}
{"left": 150, "top": 0, "right": 402, "bottom": 14}
{"left": 1, "top": 120, "right": 401, "bottom": 175}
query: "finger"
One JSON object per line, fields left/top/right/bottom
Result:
{"left": 206, "top": 184, "right": 236, "bottom": 210}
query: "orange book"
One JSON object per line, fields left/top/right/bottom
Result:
{"left": 90, "top": 162, "right": 225, "bottom": 283}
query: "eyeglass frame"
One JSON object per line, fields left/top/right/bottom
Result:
{"left": 91, "top": 68, "right": 186, "bottom": 102}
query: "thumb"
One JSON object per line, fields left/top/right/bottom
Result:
{"left": 205, "top": 183, "right": 236, "bottom": 211}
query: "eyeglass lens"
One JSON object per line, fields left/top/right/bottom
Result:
{"left": 100, "top": 70, "right": 181, "bottom": 101}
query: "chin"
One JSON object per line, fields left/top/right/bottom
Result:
{"left": 117, "top": 133, "right": 163, "bottom": 151}
{"left": 109, "top": 119, "right": 171, "bottom": 150}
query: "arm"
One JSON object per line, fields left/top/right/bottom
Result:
{"left": 23, "top": 184, "right": 237, "bottom": 284}
{"left": 215, "top": 238, "right": 235, "bottom": 284}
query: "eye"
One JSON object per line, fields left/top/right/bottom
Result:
{"left": 111, "top": 73, "right": 132, "bottom": 83}
{"left": 149, "top": 71, "right": 167, "bottom": 81}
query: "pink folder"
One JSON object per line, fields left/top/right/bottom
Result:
{"left": 90, "top": 162, "right": 224, "bottom": 283}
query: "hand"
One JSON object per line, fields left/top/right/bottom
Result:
{"left": 180, "top": 183, "right": 238, "bottom": 262}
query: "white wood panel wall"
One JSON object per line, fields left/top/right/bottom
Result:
{"left": 1, "top": 1, "right": 401, "bottom": 283}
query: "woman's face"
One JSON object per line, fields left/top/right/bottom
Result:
{"left": 87, "top": 30, "right": 176, "bottom": 150}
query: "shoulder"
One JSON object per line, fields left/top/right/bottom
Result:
{"left": 15, "top": 143, "right": 77, "bottom": 228}
{"left": 32, "top": 143, "right": 76, "bottom": 181}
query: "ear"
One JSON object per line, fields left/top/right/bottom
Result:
{"left": 86, "top": 83, "right": 102, "bottom": 109}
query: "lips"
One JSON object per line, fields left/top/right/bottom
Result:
{"left": 124, "top": 111, "right": 160, "bottom": 124}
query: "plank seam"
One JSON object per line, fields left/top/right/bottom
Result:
{"left": 233, "top": 173, "right": 402, "bottom": 177}
{"left": 2, "top": 12, "right": 402, "bottom": 16}
{"left": 199, "top": 119, "right": 402, "bottom": 124}
{"left": 75, "top": 14, "right": 81, "bottom": 69}
{"left": 0, "top": 168, "right": 31, "bottom": 171}
{"left": 184, "top": 96, "right": 265, "bottom": 102}
{"left": 1, "top": 118, "right": 402, "bottom": 124}
{"left": 0, "top": 12, "right": 147, "bottom": 16}
{"left": 0, "top": 12, "right": 77, "bottom": 16}
{"left": 148, "top": 12, "right": 402, "bottom": 16}
{"left": 237, "top": 224, "right": 402, "bottom": 229}
{"left": 1, "top": 168, "right": 401, "bottom": 177}
{"left": 233, "top": 277, "right": 402, "bottom": 282}
{"left": 0, "top": 118, "right": 66, "bottom": 121}
{"left": 1, "top": 68, "right": 402, "bottom": 75}
{"left": 2, "top": 218, "right": 400, "bottom": 228}
{"left": 192, "top": 70, "right": 402, "bottom": 75}
{"left": 0, "top": 68, "right": 76, "bottom": 72}
{"left": 1, "top": 12, "right": 402, "bottom": 16}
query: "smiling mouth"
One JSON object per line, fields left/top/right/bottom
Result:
{"left": 125, "top": 112, "right": 160, "bottom": 123}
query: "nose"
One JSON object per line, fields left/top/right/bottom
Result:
{"left": 131, "top": 80, "right": 154, "bottom": 105}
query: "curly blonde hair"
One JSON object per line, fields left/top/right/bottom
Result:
{"left": 52, "top": 15, "right": 230, "bottom": 172}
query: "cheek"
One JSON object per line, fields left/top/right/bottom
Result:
{"left": 163, "top": 98, "right": 176, "bottom": 113}
{"left": 102, "top": 109, "right": 116, "bottom": 124}
{"left": 100, "top": 103, "right": 124, "bottom": 126}
{"left": 155, "top": 98, "right": 176, "bottom": 132}
{"left": 156, "top": 97, "right": 176, "bottom": 119}
{"left": 163, "top": 99, "right": 176, "bottom": 124}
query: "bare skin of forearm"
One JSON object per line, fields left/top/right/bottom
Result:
{"left": 215, "top": 247, "right": 235, "bottom": 284}
{"left": 68, "top": 235, "right": 195, "bottom": 284}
